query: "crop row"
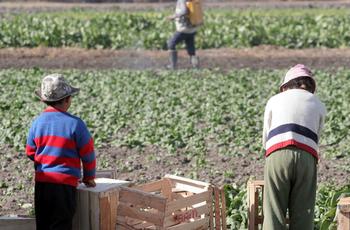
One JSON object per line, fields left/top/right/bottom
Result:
{"left": 0, "top": 68, "right": 349, "bottom": 158}
{"left": 1, "top": 10, "right": 350, "bottom": 49}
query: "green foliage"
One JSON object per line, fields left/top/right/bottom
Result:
{"left": 315, "top": 184, "right": 350, "bottom": 230}
{"left": 0, "top": 68, "right": 350, "bottom": 159}
{"left": 1, "top": 10, "right": 350, "bottom": 49}
{"left": 224, "top": 184, "right": 247, "bottom": 229}
{"left": 1, "top": 68, "right": 350, "bottom": 228}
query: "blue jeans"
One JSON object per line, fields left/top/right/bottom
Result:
{"left": 167, "top": 32, "right": 196, "bottom": 56}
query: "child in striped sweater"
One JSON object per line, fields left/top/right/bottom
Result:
{"left": 26, "top": 74, "right": 96, "bottom": 230}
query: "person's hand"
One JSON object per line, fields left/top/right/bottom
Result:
{"left": 83, "top": 179, "right": 96, "bottom": 187}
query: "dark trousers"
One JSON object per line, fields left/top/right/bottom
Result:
{"left": 35, "top": 182, "right": 77, "bottom": 230}
{"left": 167, "top": 32, "right": 196, "bottom": 56}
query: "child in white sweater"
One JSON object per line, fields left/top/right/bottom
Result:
{"left": 262, "top": 64, "right": 326, "bottom": 230}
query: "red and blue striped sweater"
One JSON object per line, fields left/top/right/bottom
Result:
{"left": 26, "top": 107, "right": 96, "bottom": 187}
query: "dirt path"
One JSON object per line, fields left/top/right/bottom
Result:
{"left": 1, "top": 46, "right": 350, "bottom": 70}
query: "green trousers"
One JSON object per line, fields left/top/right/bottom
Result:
{"left": 263, "top": 147, "right": 317, "bottom": 230}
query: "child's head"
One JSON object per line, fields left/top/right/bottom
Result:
{"left": 35, "top": 74, "right": 79, "bottom": 103}
{"left": 281, "top": 77, "right": 315, "bottom": 93}
{"left": 280, "top": 64, "right": 316, "bottom": 93}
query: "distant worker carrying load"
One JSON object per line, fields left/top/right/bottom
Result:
{"left": 167, "top": 0, "right": 203, "bottom": 70}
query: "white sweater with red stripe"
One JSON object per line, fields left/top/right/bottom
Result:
{"left": 263, "top": 89, "right": 326, "bottom": 159}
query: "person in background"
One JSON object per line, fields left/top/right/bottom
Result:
{"left": 262, "top": 64, "right": 327, "bottom": 230}
{"left": 26, "top": 74, "right": 96, "bottom": 230}
{"left": 167, "top": 0, "right": 200, "bottom": 70}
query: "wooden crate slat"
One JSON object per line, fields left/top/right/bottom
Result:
{"left": 116, "top": 221, "right": 140, "bottom": 230}
{"left": 162, "top": 178, "right": 173, "bottom": 201}
{"left": 164, "top": 174, "right": 210, "bottom": 189}
{"left": 214, "top": 187, "right": 221, "bottom": 230}
{"left": 79, "top": 190, "right": 91, "bottom": 230}
{"left": 338, "top": 197, "right": 350, "bottom": 212}
{"left": 193, "top": 203, "right": 210, "bottom": 215}
{"left": 89, "top": 193, "right": 99, "bottom": 230}
{"left": 171, "top": 192, "right": 188, "bottom": 200}
{"left": 254, "top": 186, "right": 259, "bottom": 227}
{"left": 0, "top": 217, "right": 36, "bottom": 230}
{"left": 247, "top": 181, "right": 258, "bottom": 230}
{"left": 209, "top": 186, "right": 214, "bottom": 230}
{"left": 132, "top": 220, "right": 158, "bottom": 229}
{"left": 166, "top": 217, "right": 210, "bottom": 230}
{"left": 134, "top": 179, "right": 165, "bottom": 193}
{"left": 119, "top": 186, "right": 167, "bottom": 211}
{"left": 99, "top": 190, "right": 118, "bottom": 230}
{"left": 338, "top": 211, "right": 350, "bottom": 230}
{"left": 173, "top": 182, "right": 207, "bottom": 194}
{"left": 220, "top": 188, "right": 227, "bottom": 230}
{"left": 118, "top": 203, "right": 164, "bottom": 226}
{"left": 166, "top": 191, "right": 211, "bottom": 215}
{"left": 255, "top": 181, "right": 264, "bottom": 186}
{"left": 164, "top": 203, "right": 211, "bottom": 227}
{"left": 95, "top": 169, "right": 117, "bottom": 179}
{"left": 192, "top": 201, "right": 208, "bottom": 209}
{"left": 110, "top": 191, "right": 118, "bottom": 230}
{"left": 117, "top": 216, "right": 145, "bottom": 227}
{"left": 100, "top": 196, "right": 111, "bottom": 230}
{"left": 338, "top": 197, "right": 350, "bottom": 230}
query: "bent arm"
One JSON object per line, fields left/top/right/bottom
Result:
{"left": 76, "top": 122, "right": 96, "bottom": 182}
{"left": 262, "top": 103, "right": 272, "bottom": 150}
{"left": 26, "top": 127, "right": 36, "bottom": 161}
{"left": 79, "top": 138, "right": 96, "bottom": 182}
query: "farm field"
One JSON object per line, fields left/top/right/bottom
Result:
{"left": 0, "top": 2, "right": 350, "bottom": 230}
{"left": 1, "top": 68, "right": 350, "bottom": 229}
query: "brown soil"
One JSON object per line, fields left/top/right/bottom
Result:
{"left": 1, "top": 46, "right": 350, "bottom": 70}
{"left": 1, "top": 144, "right": 349, "bottom": 216}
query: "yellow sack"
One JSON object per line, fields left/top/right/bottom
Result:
{"left": 186, "top": 0, "right": 204, "bottom": 26}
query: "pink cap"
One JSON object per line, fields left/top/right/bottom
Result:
{"left": 280, "top": 64, "right": 315, "bottom": 92}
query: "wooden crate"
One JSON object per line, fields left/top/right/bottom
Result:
{"left": 96, "top": 169, "right": 117, "bottom": 179}
{"left": 247, "top": 180, "right": 264, "bottom": 230}
{"left": 117, "top": 174, "right": 227, "bottom": 230}
{"left": 337, "top": 197, "right": 350, "bottom": 230}
{"left": 247, "top": 180, "right": 289, "bottom": 230}
{"left": 72, "top": 178, "right": 130, "bottom": 230}
{"left": 0, "top": 217, "right": 35, "bottom": 230}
